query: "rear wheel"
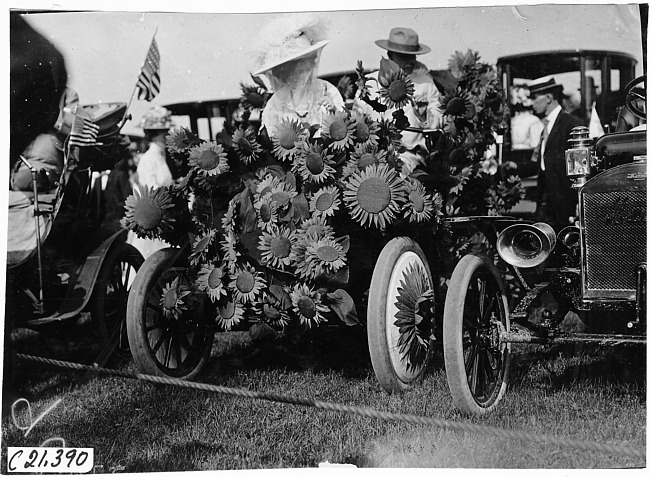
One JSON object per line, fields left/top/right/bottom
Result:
{"left": 443, "top": 253, "right": 510, "bottom": 415}
{"left": 126, "top": 247, "right": 214, "bottom": 379}
{"left": 368, "top": 237, "right": 435, "bottom": 392}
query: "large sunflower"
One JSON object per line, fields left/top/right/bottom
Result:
{"left": 290, "top": 284, "right": 330, "bottom": 328}
{"left": 304, "top": 236, "right": 347, "bottom": 277}
{"left": 343, "top": 163, "right": 406, "bottom": 230}
{"left": 188, "top": 229, "right": 216, "bottom": 266}
{"left": 258, "top": 227, "right": 296, "bottom": 271}
{"left": 309, "top": 186, "right": 341, "bottom": 219}
{"left": 188, "top": 141, "right": 229, "bottom": 177}
{"left": 353, "top": 114, "right": 380, "bottom": 148}
{"left": 321, "top": 111, "right": 356, "bottom": 151}
{"left": 271, "top": 119, "right": 307, "bottom": 162}
{"left": 296, "top": 141, "right": 335, "bottom": 184}
{"left": 344, "top": 144, "right": 388, "bottom": 177}
{"left": 377, "top": 69, "right": 415, "bottom": 109}
{"left": 229, "top": 264, "right": 266, "bottom": 304}
{"left": 196, "top": 262, "right": 228, "bottom": 302}
{"left": 440, "top": 88, "right": 477, "bottom": 118}
{"left": 394, "top": 261, "right": 435, "bottom": 371}
{"left": 232, "top": 127, "right": 263, "bottom": 165}
{"left": 121, "top": 185, "right": 175, "bottom": 240}
{"left": 216, "top": 298, "right": 245, "bottom": 331}
{"left": 160, "top": 277, "right": 191, "bottom": 320}
{"left": 254, "top": 194, "right": 279, "bottom": 233}
{"left": 402, "top": 179, "right": 436, "bottom": 224}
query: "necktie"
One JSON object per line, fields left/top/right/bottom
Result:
{"left": 532, "top": 117, "right": 549, "bottom": 171}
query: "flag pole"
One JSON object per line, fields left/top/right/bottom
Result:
{"left": 121, "top": 27, "right": 159, "bottom": 129}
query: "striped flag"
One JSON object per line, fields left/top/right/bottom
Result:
{"left": 69, "top": 115, "right": 100, "bottom": 147}
{"left": 136, "top": 37, "right": 161, "bottom": 101}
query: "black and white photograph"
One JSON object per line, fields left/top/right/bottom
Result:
{"left": 2, "top": 1, "right": 647, "bottom": 472}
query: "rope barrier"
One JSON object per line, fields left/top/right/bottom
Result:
{"left": 16, "top": 353, "right": 645, "bottom": 460}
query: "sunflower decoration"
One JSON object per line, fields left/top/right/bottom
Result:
{"left": 220, "top": 231, "right": 241, "bottom": 273}
{"left": 343, "top": 163, "right": 406, "bottom": 230}
{"left": 254, "top": 174, "right": 297, "bottom": 210}
{"left": 160, "top": 276, "right": 191, "bottom": 320}
{"left": 304, "top": 236, "right": 347, "bottom": 277}
{"left": 394, "top": 261, "right": 435, "bottom": 371}
{"left": 402, "top": 179, "right": 436, "bottom": 224}
{"left": 290, "top": 235, "right": 314, "bottom": 281}
{"left": 321, "top": 111, "right": 356, "bottom": 151}
{"left": 298, "top": 216, "right": 335, "bottom": 240}
{"left": 240, "top": 81, "right": 269, "bottom": 111}
{"left": 343, "top": 144, "right": 388, "bottom": 177}
{"left": 254, "top": 194, "right": 279, "bottom": 233}
{"left": 258, "top": 227, "right": 296, "bottom": 271}
{"left": 166, "top": 126, "right": 202, "bottom": 154}
{"left": 221, "top": 197, "right": 239, "bottom": 235}
{"left": 296, "top": 141, "right": 335, "bottom": 184}
{"left": 290, "top": 284, "right": 330, "bottom": 328}
{"left": 271, "top": 119, "right": 307, "bottom": 162}
{"left": 232, "top": 126, "right": 263, "bottom": 165}
{"left": 353, "top": 114, "right": 380, "bottom": 148}
{"left": 188, "top": 229, "right": 217, "bottom": 266}
{"left": 195, "top": 262, "right": 229, "bottom": 302}
{"left": 309, "top": 185, "right": 341, "bottom": 219}
{"left": 216, "top": 298, "right": 245, "bottom": 331}
{"left": 121, "top": 185, "right": 175, "bottom": 240}
{"left": 377, "top": 65, "right": 415, "bottom": 109}
{"left": 255, "top": 292, "right": 291, "bottom": 329}
{"left": 440, "top": 87, "right": 477, "bottom": 119}
{"left": 229, "top": 264, "right": 266, "bottom": 304}
{"left": 254, "top": 174, "right": 283, "bottom": 202}
{"left": 188, "top": 141, "right": 230, "bottom": 178}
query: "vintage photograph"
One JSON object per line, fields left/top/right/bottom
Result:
{"left": 2, "top": 1, "right": 647, "bottom": 472}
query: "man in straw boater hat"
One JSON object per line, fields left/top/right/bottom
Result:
{"left": 353, "top": 26, "right": 443, "bottom": 175}
{"left": 528, "top": 77, "right": 583, "bottom": 232}
{"left": 251, "top": 14, "right": 345, "bottom": 137}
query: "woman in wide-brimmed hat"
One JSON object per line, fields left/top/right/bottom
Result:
{"left": 250, "top": 14, "right": 345, "bottom": 137}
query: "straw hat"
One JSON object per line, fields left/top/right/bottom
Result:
{"left": 251, "top": 13, "right": 330, "bottom": 76}
{"left": 528, "top": 77, "right": 564, "bottom": 97}
{"left": 375, "top": 27, "right": 431, "bottom": 55}
{"left": 140, "top": 105, "right": 174, "bottom": 131}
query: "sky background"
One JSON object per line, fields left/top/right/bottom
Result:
{"left": 10, "top": 2, "right": 646, "bottom": 136}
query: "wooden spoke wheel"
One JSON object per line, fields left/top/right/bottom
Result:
{"left": 91, "top": 241, "right": 144, "bottom": 359}
{"left": 127, "top": 248, "right": 214, "bottom": 379}
{"left": 368, "top": 237, "right": 435, "bottom": 392}
{"left": 443, "top": 254, "right": 511, "bottom": 415}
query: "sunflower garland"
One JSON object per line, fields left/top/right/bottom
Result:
{"left": 232, "top": 127, "right": 263, "bottom": 165}
{"left": 195, "top": 262, "right": 228, "bottom": 302}
{"left": 121, "top": 185, "right": 176, "bottom": 240}
{"left": 321, "top": 111, "right": 356, "bottom": 151}
{"left": 229, "top": 264, "right": 266, "bottom": 304}
{"left": 258, "top": 227, "right": 296, "bottom": 271}
{"left": 343, "top": 163, "right": 405, "bottom": 230}
{"left": 290, "top": 284, "right": 330, "bottom": 328}
{"left": 188, "top": 141, "right": 229, "bottom": 177}
{"left": 296, "top": 141, "right": 336, "bottom": 184}
{"left": 271, "top": 119, "right": 307, "bottom": 162}
{"left": 309, "top": 185, "right": 341, "bottom": 219}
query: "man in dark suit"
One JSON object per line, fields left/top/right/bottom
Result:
{"left": 529, "top": 78, "right": 583, "bottom": 232}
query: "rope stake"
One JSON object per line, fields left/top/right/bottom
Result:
{"left": 15, "top": 353, "right": 645, "bottom": 460}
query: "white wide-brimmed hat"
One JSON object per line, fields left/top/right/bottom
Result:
{"left": 251, "top": 14, "right": 331, "bottom": 77}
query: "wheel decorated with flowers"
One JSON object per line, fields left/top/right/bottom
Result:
{"left": 126, "top": 247, "right": 215, "bottom": 379}
{"left": 368, "top": 237, "right": 435, "bottom": 391}
{"left": 443, "top": 253, "right": 511, "bottom": 415}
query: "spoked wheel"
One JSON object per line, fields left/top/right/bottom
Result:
{"left": 443, "top": 253, "right": 511, "bottom": 415}
{"left": 91, "top": 241, "right": 144, "bottom": 360}
{"left": 368, "top": 237, "right": 436, "bottom": 392}
{"left": 126, "top": 247, "right": 214, "bottom": 379}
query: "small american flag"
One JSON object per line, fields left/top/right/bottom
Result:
{"left": 69, "top": 115, "right": 100, "bottom": 147}
{"left": 136, "top": 37, "right": 161, "bottom": 101}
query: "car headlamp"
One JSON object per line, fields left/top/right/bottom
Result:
{"left": 565, "top": 126, "right": 594, "bottom": 188}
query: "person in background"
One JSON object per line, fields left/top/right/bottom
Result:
{"left": 509, "top": 85, "right": 545, "bottom": 150}
{"left": 353, "top": 27, "right": 443, "bottom": 175}
{"left": 529, "top": 77, "right": 583, "bottom": 232}
{"left": 250, "top": 13, "right": 345, "bottom": 137}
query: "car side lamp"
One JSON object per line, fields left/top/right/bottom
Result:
{"left": 565, "top": 126, "right": 594, "bottom": 188}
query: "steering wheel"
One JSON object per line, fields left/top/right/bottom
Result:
{"left": 624, "top": 75, "right": 646, "bottom": 120}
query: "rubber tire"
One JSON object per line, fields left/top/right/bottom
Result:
{"left": 443, "top": 254, "right": 511, "bottom": 416}
{"left": 91, "top": 241, "right": 144, "bottom": 359}
{"left": 126, "top": 247, "right": 214, "bottom": 380}
{"left": 368, "top": 237, "right": 435, "bottom": 392}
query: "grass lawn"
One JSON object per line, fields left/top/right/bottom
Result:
{"left": 1, "top": 322, "right": 646, "bottom": 471}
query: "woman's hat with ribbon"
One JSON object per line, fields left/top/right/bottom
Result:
{"left": 140, "top": 105, "right": 174, "bottom": 131}
{"left": 375, "top": 27, "right": 431, "bottom": 55}
{"left": 251, "top": 13, "right": 330, "bottom": 76}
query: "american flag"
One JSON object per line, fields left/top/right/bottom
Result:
{"left": 136, "top": 37, "right": 161, "bottom": 101}
{"left": 69, "top": 115, "right": 100, "bottom": 147}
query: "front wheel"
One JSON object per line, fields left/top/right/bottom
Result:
{"left": 443, "top": 254, "right": 511, "bottom": 415}
{"left": 368, "top": 237, "right": 436, "bottom": 392}
{"left": 126, "top": 247, "right": 214, "bottom": 379}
